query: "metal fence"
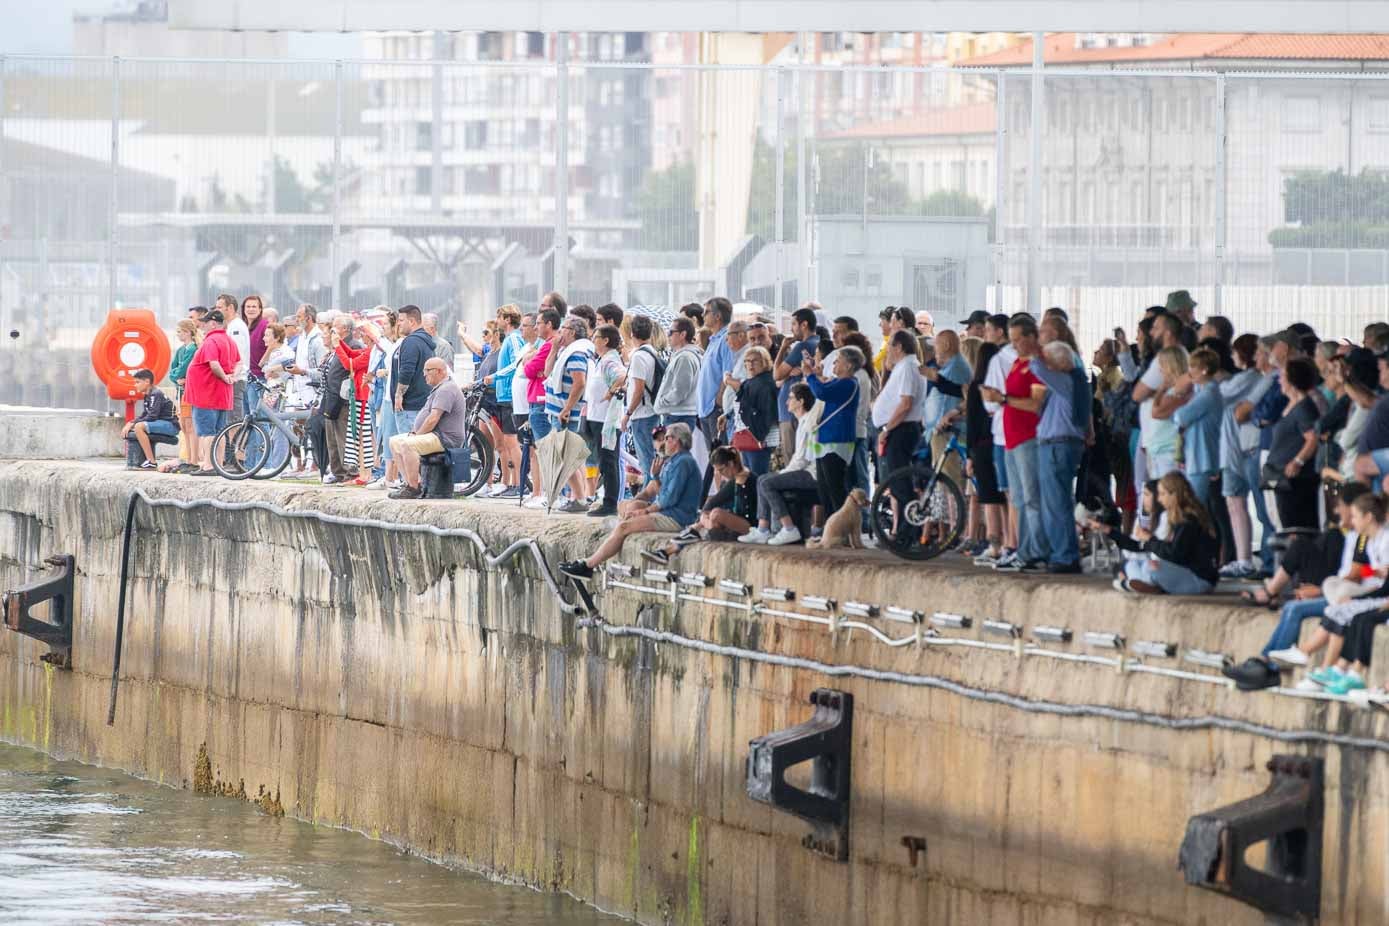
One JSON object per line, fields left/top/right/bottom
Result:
{"left": 5, "top": 53, "right": 1389, "bottom": 408}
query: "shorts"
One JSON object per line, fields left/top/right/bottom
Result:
{"left": 991, "top": 443, "right": 1009, "bottom": 492}
{"left": 136, "top": 419, "right": 180, "bottom": 439}
{"left": 191, "top": 406, "right": 228, "bottom": 437}
{"left": 390, "top": 431, "right": 445, "bottom": 457}
{"left": 969, "top": 443, "right": 1005, "bottom": 505}
{"left": 549, "top": 412, "right": 582, "bottom": 434}
{"left": 498, "top": 411, "right": 517, "bottom": 435}
{"left": 1371, "top": 447, "right": 1389, "bottom": 477}
{"left": 1222, "top": 450, "right": 1258, "bottom": 497}
{"left": 647, "top": 514, "right": 682, "bottom": 532}
{"left": 529, "top": 406, "right": 553, "bottom": 442}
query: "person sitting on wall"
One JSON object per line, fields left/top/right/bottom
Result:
{"left": 387, "top": 357, "right": 467, "bottom": 500}
{"left": 640, "top": 446, "right": 759, "bottom": 566}
{"left": 557, "top": 423, "right": 702, "bottom": 580}
{"left": 123, "top": 368, "right": 179, "bottom": 470}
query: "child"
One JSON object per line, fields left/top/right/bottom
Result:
{"left": 122, "top": 368, "right": 179, "bottom": 469}
{"left": 1293, "top": 493, "right": 1389, "bottom": 693}
{"left": 1093, "top": 472, "right": 1219, "bottom": 595}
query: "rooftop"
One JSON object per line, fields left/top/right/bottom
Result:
{"left": 825, "top": 102, "right": 996, "bottom": 141}
{"left": 962, "top": 32, "right": 1389, "bottom": 67}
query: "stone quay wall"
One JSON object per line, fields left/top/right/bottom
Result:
{"left": 1, "top": 461, "right": 1387, "bottom": 925}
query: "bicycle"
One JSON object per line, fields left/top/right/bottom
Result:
{"left": 453, "top": 381, "right": 497, "bottom": 498}
{"left": 209, "top": 395, "right": 313, "bottom": 481}
{"left": 870, "top": 429, "right": 971, "bottom": 561}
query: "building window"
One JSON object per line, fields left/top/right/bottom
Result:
{"left": 465, "top": 121, "right": 488, "bottom": 149}
{"left": 416, "top": 122, "right": 432, "bottom": 151}
{"left": 415, "top": 166, "right": 432, "bottom": 196}
{"left": 841, "top": 266, "right": 860, "bottom": 289}
{"left": 1282, "top": 96, "right": 1320, "bottom": 133}
{"left": 1369, "top": 96, "right": 1389, "bottom": 132}
{"left": 526, "top": 32, "right": 545, "bottom": 57}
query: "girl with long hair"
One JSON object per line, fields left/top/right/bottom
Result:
{"left": 1092, "top": 472, "right": 1219, "bottom": 595}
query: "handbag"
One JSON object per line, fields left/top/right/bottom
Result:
{"left": 730, "top": 428, "right": 765, "bottom": 452}
{"left": 1260, "top": 461, "right": 1292, "bottom": 493}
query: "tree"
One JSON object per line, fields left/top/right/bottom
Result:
{"left": 265, "top": 156, "right": 335, "bottom": 214}
{"left": 1272, "top": 169, "right": 1389, "bottom": 247}
{"left": 635, "top": 160, "right": 699, "bottom": 251}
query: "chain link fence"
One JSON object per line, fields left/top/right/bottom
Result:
{"left": 3, "top": 55, "right": 1388, "bottom": 407}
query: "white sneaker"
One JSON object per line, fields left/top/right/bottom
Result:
{"left": 387, "top": 479, "right": 403, "bottom": 490}
{"left": 365, "top": 477, "right": 387, "bottom": 490}
{"left": 1268, "top": 647, "right": 1309, "bottom": 667}
{"left": 860, "top": 533, "right": 878, "bottom": 549}
{"left": 738, "top": 527, "right": 771, "bottom": 545}
{"left": 768, "top": 526, "right": 802, "bottom": 546}
{"left": 1294, "top": 677, "right": 1324, "bottom": 692}
{"left": 523, "top": 495, "right": 549, "bottom": 510}
{"left": 322, "top": 474, "right": 340, "bottom": 485}
{"left": 1219, "top": 560, "right": 1258, "bottom": 579}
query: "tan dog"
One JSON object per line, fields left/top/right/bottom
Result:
{"left": 808, "top": 488, "right": 869, "bottom": 550}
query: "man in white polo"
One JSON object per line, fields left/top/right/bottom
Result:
{"left": 388, "top": 357, "right": 468, "bottom": 500}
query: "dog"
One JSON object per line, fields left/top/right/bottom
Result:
{"left": 808, "top": 489, "right": 870, "bottom": 550}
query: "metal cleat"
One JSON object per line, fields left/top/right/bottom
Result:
{"left": 3, "top": 554, "right": 75, "bottom": 668}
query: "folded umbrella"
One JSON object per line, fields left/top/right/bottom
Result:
{"left": 535, "top": 428, "right": 592, "bottom": 514}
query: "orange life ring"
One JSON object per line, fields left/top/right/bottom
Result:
{"left": 90, "top": 309, "right": 173, "bottom": 402}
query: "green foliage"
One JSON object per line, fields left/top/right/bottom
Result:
{"left": 1273, "top": 169, "right": 1389, "bottom": 248}
{"left": 634, "top": 159, "right": 699, "bottom": 251}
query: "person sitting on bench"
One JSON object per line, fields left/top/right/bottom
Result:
{"left": 388, "top": 358, "right": 466, "bottom": 500}
{"left": 123, "top": 368, "right": 179, "bottom": 469}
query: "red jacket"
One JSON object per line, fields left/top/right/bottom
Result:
{"left": 335, "top": 340, "right": 373, "bottom": 402}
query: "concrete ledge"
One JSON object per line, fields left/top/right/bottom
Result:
{"left": 0, "top": 407, "right": 123, "bottom": 459}
{"left": 0, "top": 461, "right": 1385, "bottom": 925}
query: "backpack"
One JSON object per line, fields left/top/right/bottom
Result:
{"left": 636, "top": 345, "right": 666, "bottom": 406}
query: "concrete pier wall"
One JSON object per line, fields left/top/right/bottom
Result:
{"left": 1, "top": 461, "right": 1387, "bottom": 924}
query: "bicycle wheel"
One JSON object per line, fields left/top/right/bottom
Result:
{"left": 870, "top": 464, "right": 966, "bottom": 561}
{"left": 253, "top": 423, "right": 293, "bottom": 480}
{"left": 211, "top": 419, "right": 271, "bottom": 480}
{"left": 458, "top": 427, "right": 495, "bottom": 497}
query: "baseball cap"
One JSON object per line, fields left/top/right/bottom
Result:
{"left": 205, "top": 309, "right": 225, "bottom": 324}
{"left": 959, "top": 309, "right": 990, "bottom": 327}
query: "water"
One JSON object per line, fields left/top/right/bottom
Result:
{"left": 0, "top": 742, "right": 621, "bottom": 925}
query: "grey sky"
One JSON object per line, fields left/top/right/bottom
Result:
{"left": 0, "top": 0, "right": 361, "bottom": 57}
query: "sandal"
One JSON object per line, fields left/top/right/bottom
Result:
{"left": 1240, "top": 585, "right": 1274, "bottom": 607}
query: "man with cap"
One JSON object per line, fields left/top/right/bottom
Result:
{"left": 959, "top": 310, "right": 990, "bottom": 339}
{"left": 1166, "top": 290, "right": 1200, "bottom": 350}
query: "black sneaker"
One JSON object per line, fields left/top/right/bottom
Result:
{"left": 388, "top": 485, "right": 423, "bottom": 500}
{"left": 640, "top": 548, "right": 670, "bottom": 567}
{"left": 558, "top": 560, "right": 594, "bottom": 579}
{"left": 1222, "top": 658, "right": 1280, "bottom": 692}
{"left": 586, "top": 505, "right": 617, "bottom": 518}
{"left": 1018, "top": 559, "right": 1048, "bottom": 573}
{"left": 1046, "top": 561, "right": 1082, "bottom": 575}
{"left": 139, "top": 460, "right": 158, "bottom": 470}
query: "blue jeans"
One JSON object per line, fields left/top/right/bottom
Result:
{"left": 630, "top": 414, "right": 659, "bottom": 485}
{"left": 1186, "top": 469, "right": 1216, "bottom": 510}
{"left": 1262, "top": 597, "right": 1327, "bottom": 658}
{"left": 245, "top": 379, "right": 264, "bottom": 417}
{"left": 852, "top": 437, "right": 872, "bottom": 531}
{"left": 393, "top": 408, "right": 418, "bottom": 436}
{"left": 1038, "top": 439, "right": 1082, "bottom": 566}
{"left": 1124, "top": 558, "right": 1213, "bottom": 595}
{"left": 1004, "top": 439, "right": 1046, "bottom": 563}
{"left": 661, "top": 413, "right": 698, "bottom": 434}
{"left": 141, "top": 419, "right": 179, "bottom": 438}
{"left": 741, "top": 448, "right": 772, "bottom": 476}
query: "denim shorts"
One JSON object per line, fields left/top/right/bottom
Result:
{"left": 529, "top": 406, "right": 553, "bottom": 441}
{"left": 992, "top": 442, "right": 1009, "bottom": 491}
{"left": 139, "top": 419, "right": 179, "bottom": 438}
{"left": 1372, "top": 447, "right": 1389, "bottom": 477}
{"left": 191, "top": 406, "right": 227, "bottom": 437}
{"left": 548, "top": 413, "right": 582, "bottom": 434}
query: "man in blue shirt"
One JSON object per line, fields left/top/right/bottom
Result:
{"left": 558, "top": 423, "right": 703, "bottom": 579}
{"left": 695, "top": 297, "right": 734, "bottom": 449}
{"left": 773, "top": 307, "right": 820, "bottom": 450}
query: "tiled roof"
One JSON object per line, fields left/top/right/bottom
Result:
{"left": 827, "top": 103, "right": 996, "bottom": 140}
{"left": 962, "top": 33, "right": 1389, "bottom": 67}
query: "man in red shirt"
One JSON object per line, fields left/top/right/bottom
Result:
{"left": 183, "top": 309, "right": 240, "bottom": 475}
{"left": 980, "top": 315, "right": 1048, "bottom": 570}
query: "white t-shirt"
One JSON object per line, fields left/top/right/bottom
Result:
{"left": 226, "top": 318, "right": 251, "bottom": 382}
{"left": 872, "top": 359, "right": 928, "bottom": 428}
{"left": 510, "top": 339, "right": 535, "bottom": 415}
{"left": 585, "top": 350, "right": 625, "bottom": 422}
{"left": 1139, "top": 361, "right": 1179, "bottom": 457}
{"left": 625, "top": 346, "right": 658, "bottom": 420}
{"left": 983, "top": 345, "right": 1017, "bottom": 446}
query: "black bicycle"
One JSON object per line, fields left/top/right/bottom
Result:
{"left": 870, "top": 431, "right": 969, "bottom": 560}
{"left": 455, "top": 381, "right": 496, "bottom": 498}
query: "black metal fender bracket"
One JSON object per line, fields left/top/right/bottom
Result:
{"left": 3, "top": 553, "right": 75, "bottom": 668}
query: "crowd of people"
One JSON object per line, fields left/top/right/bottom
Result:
{"left": 128, "top": 288, "right": 1389, "bottom": 697}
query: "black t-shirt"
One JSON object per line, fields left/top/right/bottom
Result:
{"left": 1358, "top": 393, "right": 1389, "bottom": 455}
{"left": 1265, "top": 396, "right": 1319, "bottom": 471}
{"left": 703, "top": 473, "right": 759, "bottom": 520}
